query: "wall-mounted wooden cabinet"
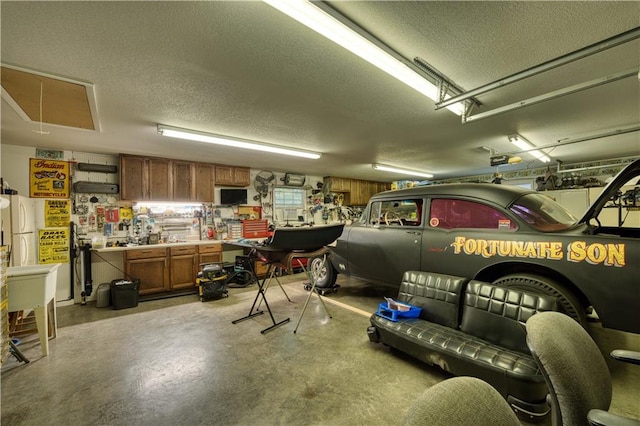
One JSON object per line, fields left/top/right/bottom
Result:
{"left": 195, "top": 163, "right": 215, "bottom": 202}
{"left": 120, "top": 155, "right": 171, "bottom": 201}
{"left": 350, "top": 180, "right": 369, "bottom": 206}
{"left": 324, "top": 176, "right": 390, "bottom": 206}
{"left": 215, "top": 165, "right": 251, "bottom": 187}
{"left": 147, "top": 158, "right": 171, "bottom": 200}
{"left": 172, "top": 161, "right": 196, "bottom": 202}
{"left": 120, "top": 155, "right": 145, "bottom": 200}
{"left": 120, "top": 155, "right": 215, "bottom": 202}
{"left": 327, "top": 176, "right": 351, "bottom": 192}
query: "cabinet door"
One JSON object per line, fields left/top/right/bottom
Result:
{"left": 325, "top": 176, "right": 351, "bottom": 192}
{"left": 172, "top": 161, "right": 195, "bottom": 201}
{"left": 120, "top": 155, "right": 146, "bottom": 200}
{"left": 195, "top": 163, "right": 214, "bottom": 202}
{"left": 233, "top": 167, "right": 251, "bottom": 186}
{"left": 125, "top": 257, "right": 169, "bottom": 295}
{"left": 148, "top": 158, "right": 171, "bottom": 200}
{"left": 215, "top": 166, "right": 234, "bottom": 185}
{"left": 216, "top": 165, "right": 250, "bottom": 186}
{"left": 350, "top": 180, "right": 367, "bottom": 205}
{"left": 377, "top": 182, "right": 390, "bottom": 194}
{"left": 170, "top": 254, "right": 198, "bottom": 290}
{"left": 364, "top": 181, "right": 378, "bottom": 203}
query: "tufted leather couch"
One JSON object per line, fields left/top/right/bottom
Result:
{"left": 367, "top": 271, "right": 557, "bottom": 421}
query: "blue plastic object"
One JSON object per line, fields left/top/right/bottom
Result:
{"left": 375, "top": 302, "right": 422, "bottom": 322}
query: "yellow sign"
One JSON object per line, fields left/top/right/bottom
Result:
{"left": 38, "top": 229, "right": 70, "bottom": 264}
{"left": 450, "top": 236, "right": 625, "bottom": 267}
{"left": 120, "top": 207, "right": 133, "bottom": 220}
{"left": 45, "top": 199, "right": 71, "bottom": 227}
{"left": 29, "top": 158, "right": 70, "bottom": 198}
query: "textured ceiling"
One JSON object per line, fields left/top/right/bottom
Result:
{"left": 1, "top": 1, "right": 639, "bottom": 182}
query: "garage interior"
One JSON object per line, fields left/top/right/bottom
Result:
{"left": 1, "top": 1, "right": 639, "bottom": 425}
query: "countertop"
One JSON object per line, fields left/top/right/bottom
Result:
{"left": 91, "top": 238, "right": 262, "bottom": 253}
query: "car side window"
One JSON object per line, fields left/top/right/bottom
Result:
{"left": 368, "top": 202, "right": 382, "bottom": 226}
{"left": 369, "top": 199, "right": 422, "bottom": 226}
{"left": 429, "top": 198, "right": 516, "bottom": 230}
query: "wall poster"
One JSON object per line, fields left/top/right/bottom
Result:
{"left": 38, "top": 228, "right": 70, "bottom": 264}
{"left": 29, "top": 158, "right": 70, "bottom": 198}
{"left": 45, "top": 199, "right": 71, "bottom": 227}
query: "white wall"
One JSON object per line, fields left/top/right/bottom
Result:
{"left": 2, "top": 145, "right": 76, "bottom": 305}
{"left": 1, "top": 144, "right": 35, "bottom": 196}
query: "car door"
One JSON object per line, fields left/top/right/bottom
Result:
{"left": 420, "top": 197, "right": 519, "bottom": 275}
{"left": 345, "top": 198, "right": 423, "bottom": 285}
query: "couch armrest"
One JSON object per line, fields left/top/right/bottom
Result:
{"left": 610, "top": 350, "right": 640, "bottom": 366}
{"left": 587, "top": 409, "right": 640, "bottom": 426}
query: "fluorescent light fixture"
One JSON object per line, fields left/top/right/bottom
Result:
{"left": 157, "top": 124, "right": 321, "bottom": 159}
{"left": 134, "top": 201, "right": 203, "bottom": 208}
{"left": 263, "top": 0, "right": 465, "bottom": 116}
{"left": 372, "top": 163, "right": 434, "bottom": 178}
{"left": 508, "top": 134, "right": 551, "bottom": 163}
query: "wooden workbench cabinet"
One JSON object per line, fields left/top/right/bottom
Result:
{"left": 169, "top": 245, "right": 198, "bottom": 290}
{"left": 124, "top": 248, "right": 170, "bottom": 295}
{"left": 198, "top": 243, "right": 223, "bottom": 265}
{"left": 122, "top": 244, "right": 226, "bottom": 297}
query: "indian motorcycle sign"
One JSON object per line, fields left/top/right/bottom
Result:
{"left": 29, "top": 158, "right": 70, "bottom": 198}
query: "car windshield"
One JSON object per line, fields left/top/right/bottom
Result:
{"left": 510, "top": 193, "right": 578, "bottom": 232}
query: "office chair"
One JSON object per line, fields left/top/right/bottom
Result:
{"left": 402, "top": 376, "right": 521, "bottom": 426}
{"left": 525, "top": 311, "right": 640, "bottom": 426}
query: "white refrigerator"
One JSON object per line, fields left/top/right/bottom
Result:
{"left": 1, "top": 194, "right": 37, "bottom": 266}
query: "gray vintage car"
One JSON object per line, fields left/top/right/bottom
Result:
{"left": 318, "top": 159, "right": 640, "bottom": 334}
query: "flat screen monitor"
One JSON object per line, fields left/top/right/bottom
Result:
{"left": 220, "top": 188, "right": 247, "bottom": 205}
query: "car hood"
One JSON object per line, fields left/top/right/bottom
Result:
{"left": 579, "top": 158, "right": 640, "bottom": 224}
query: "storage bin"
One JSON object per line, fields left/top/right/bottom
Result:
{"left": 96, "top": 283, "right": 111, "bottom": 308}
{"left": 375, "top": 302, "right": 422, "bottom": 322}
{"left": 110, "top": 279, "right": 140, "bottom": 310}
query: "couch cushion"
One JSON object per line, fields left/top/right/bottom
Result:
{"left": 397, "top": 271, "right": 468, "bottom": 329}
{"left": 460, "top": 281, "right": 557, "bottom": 354}
{"left": 370, "top": 314, "right": 542, "bottom": 380}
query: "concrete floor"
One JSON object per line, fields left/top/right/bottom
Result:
{"left": 1, "top": 274, "right": 639, "bottom": 425}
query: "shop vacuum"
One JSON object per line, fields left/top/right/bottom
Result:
{"left": 196, "top": 256, "right": 257, "bottom": 302}
{"left": 196, "top": 263, "right": 229, "bottom": 301}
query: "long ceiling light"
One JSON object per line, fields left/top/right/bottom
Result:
{"left": 263, "top": 0, "right": 465, "bottom": 116}
{"left": 508, "top": 134, "right": 551, "bottom": 163}
{"left": 372, "top": 163, "right": 434, "bottom": 178}
{"left": 157, "top": 124, "right": 321, "bottom": 159}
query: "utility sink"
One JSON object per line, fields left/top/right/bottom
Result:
{"left": 7, "top": 263, "right": 61, "bottom": 357}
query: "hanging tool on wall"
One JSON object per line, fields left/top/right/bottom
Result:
{"left": 79, "top": 243, "right": 93, "bottom": 304}
{"left": 322, "top": 207, "right": 329, "bottom": 223}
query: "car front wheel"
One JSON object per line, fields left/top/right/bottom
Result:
{"left": 309, "top": 256, "right": 337, "bottom": 288}
{"left": 493, "top": 274, "right": 587, "bottom": 327}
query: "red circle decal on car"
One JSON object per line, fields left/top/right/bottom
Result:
{"left": 430, "top": 217, "right": 440, "bottom": 227}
